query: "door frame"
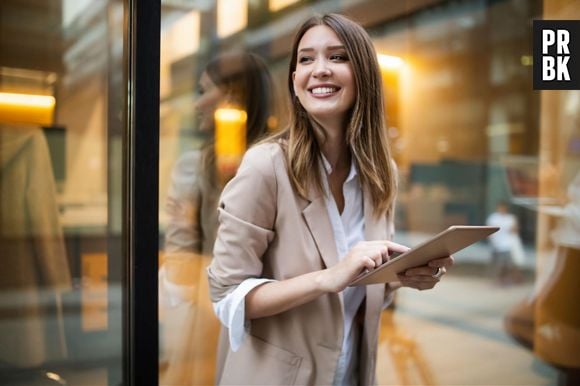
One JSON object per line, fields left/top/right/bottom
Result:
{"left": 124, "top": 0, "right": 160, "bottom": 384}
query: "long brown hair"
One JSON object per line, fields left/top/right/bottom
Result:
{"left": 271, "top": 13, "right": 397, "bottom": 218}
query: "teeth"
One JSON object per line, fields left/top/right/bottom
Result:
{"left": 311, "top": 87, "right": 337, "bottom": 94}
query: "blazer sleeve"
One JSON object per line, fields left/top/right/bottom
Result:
{"left": 207, "top": 144, "right": 278, "bottom": 302}
{"left": 164, "top": 151, "right": 202, "bottom": 254}
{"left": 26, "top": 129, "right": 71, "bottom": 289}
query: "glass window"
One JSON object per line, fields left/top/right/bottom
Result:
{"left": 158, "top": 1, "right": 579, "bottom": 385}
{"left": 0, "top": 0, "right": 126, "bottom": 384}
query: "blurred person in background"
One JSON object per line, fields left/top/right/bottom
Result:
{"left": 159, "top": 51, "right": 275, "bottom": 385}
{"left": 207, "top": 14, "right": 454, "bottom": 385}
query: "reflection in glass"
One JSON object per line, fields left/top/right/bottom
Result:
{"left": 0, "top": 124, "right": 70, "bottom": 375}
{"left": 159, "top": 51, "right": 274, "bottom": 386}
{"left": 0, "top": 0, "right": 125, "bottom": 384}
{"left": 269, "top": 0, "right": 300, "bottom": 12}
{"left": 378, "top": 310, "right": 435, "bottom": 386}
{"left": 214, "top": 107, "right": 247, "bottom": 186}
{"left": 217, "top": 0, "right": 248, "bottom": 38}
{"left": 0, "top": 93, "right": 56, "bottom": 125}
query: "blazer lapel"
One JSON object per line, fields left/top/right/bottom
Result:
{"left": 302, "top": 186, "right": 346, "bottom": 314}
{"left": 302, "top": 191, "right": 338, "bottom": 270}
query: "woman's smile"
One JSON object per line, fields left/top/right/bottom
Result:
{"left": 309, "top": 84, "right": 341, "bottom": 96}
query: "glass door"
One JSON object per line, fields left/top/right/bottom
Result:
{"left": 0, "top": 0, "right": 160, "bottom": 385}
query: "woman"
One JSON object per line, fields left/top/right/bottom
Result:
{"left": 207, "top": 14, "right": 454, "bottom": 385}
{"left": 164, "top": 51, "right": 274, "bottom": 256}
{"left": 160, "top": 51, "right": 274, "bottom": 385}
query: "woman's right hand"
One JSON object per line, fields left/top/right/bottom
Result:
{"left": 245, "top": 240, "right": 409, "bottom": 319}
{"left": 318, "top": 240, "right": 410, "bottom": 293}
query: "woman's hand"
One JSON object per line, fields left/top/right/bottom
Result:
{"left": 395, "top": 256, "right": 455, "bottom": 291}
{"left": 318, "top": 240, "right": 410, "bottom": 293}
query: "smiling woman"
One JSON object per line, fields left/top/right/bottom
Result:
{"left": 206, "top": 13, "right": 454, "bottom": 386}
{"left": 154, "top": 1, "right": 579, "bottom": 385}
{"left": 292, "top": 26, "right": 355, "bottom": 126}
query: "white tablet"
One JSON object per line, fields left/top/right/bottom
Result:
{"left": 349, "top": 225, "right": 499, "bottom": 286}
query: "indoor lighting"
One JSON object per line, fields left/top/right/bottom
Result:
{"left": 217, "top": 0, "right": 247, "bottom": 38}
{"left": 214, "top": 107, "right": 247, "bottom": 123}
{"left": 165, "top": 10, "right": 200, "bottom": 62}
{"left": 269, "top": 0, "right": 299, "bottom": 12}
{"left": 377, "top": 54, "right": 405, "bottom": 71}
{"left": 0, "top": 92, "right": 55, "bottom": 108}
{"left": 0, "top": 92, "right": 55, "bottom": 125}
{"left": 520, "top": 55, "right": 533, "bottom": 66}
{"left": 214, "top": 107, "right": 247, "bottom": 184}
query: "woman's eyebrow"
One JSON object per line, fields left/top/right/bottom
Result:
{"left": 298, "top": 45, "right": 345, "bottom": 53}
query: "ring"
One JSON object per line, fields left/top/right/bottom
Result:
{"left": 432, "top": 267, "right": 444, "bottom": 279}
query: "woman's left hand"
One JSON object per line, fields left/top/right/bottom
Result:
{"left": 395, "top": 256, "right": 455, "bottom": 291}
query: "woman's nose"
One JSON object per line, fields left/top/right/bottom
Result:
{"left": 312, "top": 59, "right": 331, "bottom": 78}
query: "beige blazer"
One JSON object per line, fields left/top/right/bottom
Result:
{"left": 0, "top": 126, "right": 71, "bottom": 366}
{"left": 207, "top": 141, "right": 394, "bottom": 385}
{"left": 164, "top": 149, "right": 220, "bottom": 256}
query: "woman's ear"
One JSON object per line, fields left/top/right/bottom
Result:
{"left": 220, "top": 89, "right": 237, "bottom": 108}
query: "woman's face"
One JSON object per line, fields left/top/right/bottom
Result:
{"left": 292, "top": 25, "right": 355, "bottom": 127}
{"left": 195, "top": 71, "right": 224, "bottom": 132}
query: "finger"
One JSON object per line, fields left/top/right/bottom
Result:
{"left": 428, "top": 256, "right": 455, "bottom": 268}
{"left": 398, "top": 274, "right": 439, "bottom": 283}
{"left": 413, "top": 282, "right": 437, "bottom": 291}
{"left": 397, "top": 276, "right": 438, "bottom": 288}
{"left": 431, "top": 266, "right": 444, "bottom": 276}
{"left": 362, "top": 256, "right": 376, "bottom": 271}
{"left": 385, "top": 241, "right": 411, "bottom": 254}
{"left": 358, "top": 245, "right": 389, "bottom": 260}
{"left": 364, "top": 240, "right": 410, "bottom": 254}
{"left": 364, "top": 250, "right": 383, "bottom": 268}
{"left": 380, "top": 247, "right": 389, "bottom": 263}
{"left": 403, "top": 265, "right": 439, "bottom": 276}
{"left": 373, "top": 252, "right": 383, "bottom": 267}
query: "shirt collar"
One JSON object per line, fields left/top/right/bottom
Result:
{"left": 320, "top": 153, "right": 358, "bottom": 183}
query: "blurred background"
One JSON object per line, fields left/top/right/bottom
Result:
{"left": 0, "top": 0, "right": 579, "bottom": 385}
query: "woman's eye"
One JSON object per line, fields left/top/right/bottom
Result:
{"left": 330, "top": 54, "right": 348, "bottom": 61}
{"left": 298, "top": 56, "right": 313, "bottom": 64}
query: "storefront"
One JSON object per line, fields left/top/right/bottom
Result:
{"left": 0, "top": 0, "right": 578, "bottom": 385}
